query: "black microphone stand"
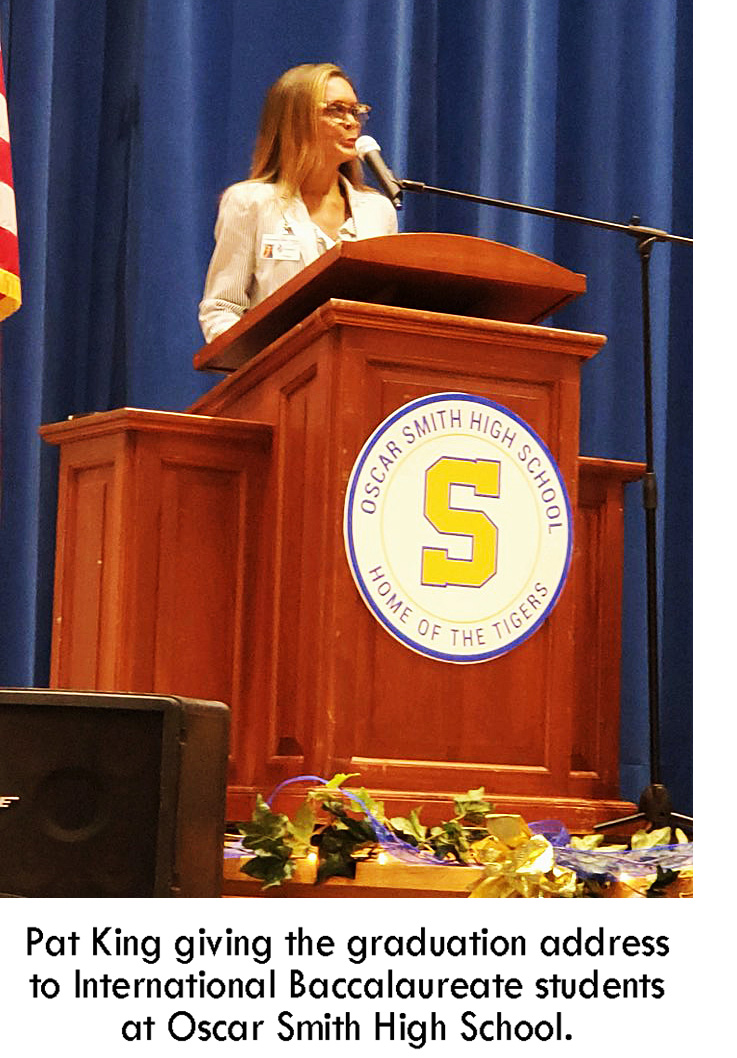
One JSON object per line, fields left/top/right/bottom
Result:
{"left": 396, "top": 177, "right": 693, "bottom": 835}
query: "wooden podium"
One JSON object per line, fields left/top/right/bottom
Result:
{"left": 42, "top": 234, "right": 641, "bottom": 831}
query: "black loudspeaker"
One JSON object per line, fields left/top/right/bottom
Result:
{"left": 0, "top": 689, "right": 230, "bottom": 898}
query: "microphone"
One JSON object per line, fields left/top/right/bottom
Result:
{"left": 355, "top": 135, "right": 403, "bottom": 209}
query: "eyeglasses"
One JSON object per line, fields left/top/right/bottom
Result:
{"left": 321, "top": 102, "right": 372, "bottom": 125}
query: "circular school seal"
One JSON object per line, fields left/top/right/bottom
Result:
{"left": 343, "top": 393, "right": 572, "bottom": 663}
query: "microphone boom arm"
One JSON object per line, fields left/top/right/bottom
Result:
{"left": 398, "top": 178, "right": 693, "bottom": 246}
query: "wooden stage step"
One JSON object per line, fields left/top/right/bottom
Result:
{"left": 223, "top": 855, "right": 692, "bottom": 899}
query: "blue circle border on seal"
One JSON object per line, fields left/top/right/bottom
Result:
{"left": 343, "top": 392, "right": 573, "bottom": 663}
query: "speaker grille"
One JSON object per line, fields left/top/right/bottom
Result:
{"left": 1, "top": 705, "right": 163, "bottom": 895}
{"left": 0, "top": 691, "right": 229, "bottom": 897}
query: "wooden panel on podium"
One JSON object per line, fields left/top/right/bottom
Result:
{"left": 40, "top": 409, "right": 272, "bottom": 789}
{"left": 42, "top": 235, "right": 640, "bottom": 831}
{"left": 571, "top": 456, "right": 645, "bottom": 797}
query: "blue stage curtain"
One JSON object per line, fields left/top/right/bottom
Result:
{"left": 0, "top": 0, "right": 692, "bottom": 811}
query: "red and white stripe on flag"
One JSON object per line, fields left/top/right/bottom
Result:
{"left": 0, "top": 42, "right": 20, "bottom": 321}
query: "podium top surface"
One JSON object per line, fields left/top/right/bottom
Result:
{"left": 193, "top": 232, "right": 586, "bottom": 373}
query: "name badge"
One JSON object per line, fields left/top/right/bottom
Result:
{"left": 260, "top": 235, "right": 301, "bottom": 261}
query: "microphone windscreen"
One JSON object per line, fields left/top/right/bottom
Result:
{"left": 356, "top": 135, "right": 381, "bottom": 159}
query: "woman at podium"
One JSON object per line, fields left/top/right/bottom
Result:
{"left": 199, "top": 62, "right": 398, "bottom": 342}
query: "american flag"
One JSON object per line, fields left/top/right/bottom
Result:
{"left": 0, "top": 40, "right": 20, "bottom": 321}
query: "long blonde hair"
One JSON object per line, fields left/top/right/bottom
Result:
{"left": 250, "top": 63, "right": 365, "bottom": 196}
